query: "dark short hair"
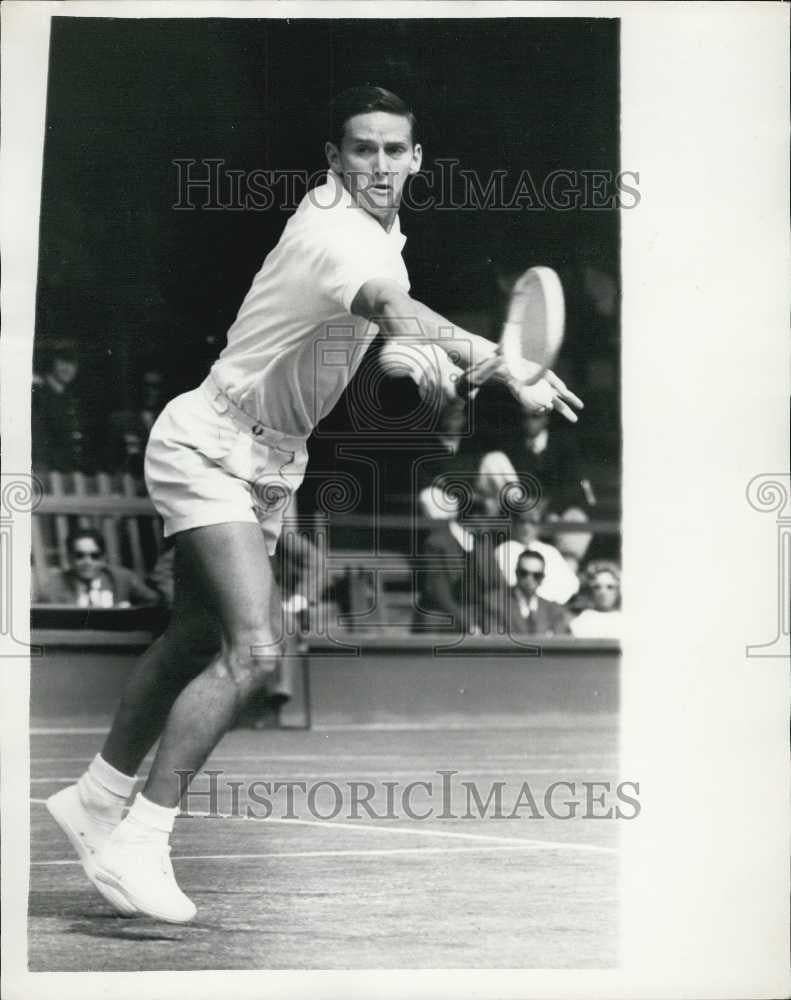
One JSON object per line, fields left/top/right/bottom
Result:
{"left": 328, "top": 86, "right": 417, "bottom": 147}
{"left": 67, "top": 528, "right": 105, "bottom": 557}
{"left": 517, "top": 548, "right": 546, "bottom": 570}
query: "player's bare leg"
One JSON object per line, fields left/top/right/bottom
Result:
{"left": 51, "top": 521, "right": 285, "bottom": 922}
{"left": 45, "top": 543, "right": 221, "bottom": 917}
{"left": 137, "top": 522, "right": 284, "bottom": 806}
{"left": 92, "top": 521, "right": 285, "bottom": 922}
{"left": 100, "top": 548, "right": 222, "bottom": 777}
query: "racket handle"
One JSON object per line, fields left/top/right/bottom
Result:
{"left": 459, "top": 347, "right": 504, "bottom": 388}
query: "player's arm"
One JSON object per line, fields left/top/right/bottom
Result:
{"left": 352, "top": 278, "right": 502, "bottom": 378}
{"left": 351, "top": 278, "right": 581, "bottom": 421}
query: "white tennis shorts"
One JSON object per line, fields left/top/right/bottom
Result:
{"left": 144, "top": 374, "right": 309, "bottom": 554}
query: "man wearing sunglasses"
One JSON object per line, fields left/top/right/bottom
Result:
{"left": 35, "top": 528, "right": 160, "bottom": 608}
{"left": 483, "top": 548, "right": 570, "bottom": 637}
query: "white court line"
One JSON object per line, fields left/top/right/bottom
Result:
{"left": 30, "top": 752, "right": 618, "bottom": 765}
{"left": 313, "top": 722, "right": 614, "bottom": 732}
{"left": 30, "top": 767, "right": 618, "bottom": 785}
{"left": 31, "top": 727, "right": 108, "bottom": 735}
{"left": 31, "top": 721, "right": 615, "bottom": 735}
{"left": 31, "top": 842, "right": 602, "bottom": 868}
{"left": 30, "top": 798, "right": 617, "bottom": 854}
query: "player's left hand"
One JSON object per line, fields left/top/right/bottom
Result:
{"left": 512, "top": 369, "right": 584, "bottom": 423}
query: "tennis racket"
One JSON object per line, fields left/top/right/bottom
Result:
{"left": 460, "top": 265, "right": 581, "bottom": 421}
{"left": 501, "top": 266, "right": 565, "bottom": 384}
{"left": 464, "top": 265, "right": 565, "bottom": 387}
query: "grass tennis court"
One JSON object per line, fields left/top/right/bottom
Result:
{"left": 29, "top": 714, "right": 618, "bottom": 970}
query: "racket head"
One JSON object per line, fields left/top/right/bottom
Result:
{"left": 500, "top": 266, "right": 565, "bottom": 385}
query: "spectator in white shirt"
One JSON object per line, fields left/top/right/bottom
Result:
{"left": 494, "top": 499, "right": 580, "bottom": 606}
{"left": 570, "top": 561, "right": 622, "bottom": 639}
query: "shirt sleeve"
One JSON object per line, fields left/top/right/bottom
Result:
{"left": 310, "top": 225, "right": 407, "bottom": 314}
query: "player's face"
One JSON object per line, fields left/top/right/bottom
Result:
{"left": 326, "top": 112, "right": 422, "bottom": 228}
{"left": 515, "top": 556, "right": 544, "bottom": 597}
{"left": 591, "top": 571, "right": 619, "bottom": 611}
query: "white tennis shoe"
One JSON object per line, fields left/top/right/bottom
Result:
{"left": 46, "top": 783, "right": 138, "bottom": 916}
{"left": 94, "top": 834, "right": 196, "bottom": 924}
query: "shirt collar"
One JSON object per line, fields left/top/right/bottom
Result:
{"left": 322, "top": 170, "right": 405, "bottom": 248}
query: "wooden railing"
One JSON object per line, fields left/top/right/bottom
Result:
{"left": 32, "top": 471, "right": 160, "bottom": 595}
{"left": 32, "top": 473, "right": 621, "bottom": 630}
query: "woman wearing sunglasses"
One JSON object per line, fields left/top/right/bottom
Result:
{"left": 569, "top": 561, "right": 622, "bottom": 639}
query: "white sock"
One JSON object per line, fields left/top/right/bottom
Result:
{"left": 115, "top": 792, "right": 178, "bottom": 844}
{"left": 77, "top": 754, "right": 137, "bottom": 824}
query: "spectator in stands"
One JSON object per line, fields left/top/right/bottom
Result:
{"left": 276, "top": 530, "right": 323, "bottom": 616}
{"left": 570, "top": 561, "right": 622, "bottom": 639}
{"left": 416, "top": 397, "right": 471, "bottom": 516}
{"left": 105, "top": 369, "right": 167, "bottom": 474}
{"left": 483, "top": 548, "right": 570, "bottom": 636}
{"left": 35, "top": 528, "right": 160, "bottom": 608}
{"left": 413, "top": 492, "right": 495, "bottom": 633}
{"left": 493, "top": 498, "right": 580, "bottom": 606}
{"left": 481, "top": 407, "right": 594, "bottom": 564}
{"left": 31, "top": 343, "right": 91, "bottom": 472}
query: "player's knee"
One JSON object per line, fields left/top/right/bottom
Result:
{"left": 157, "top": 617, "right": 221, "bottom": 677}
{"left": 222, "top": 630, "right": 283, "bottom": 698}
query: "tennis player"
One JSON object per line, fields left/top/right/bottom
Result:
{"left": 46, "top": 86, "right": 582, "bottom": 923}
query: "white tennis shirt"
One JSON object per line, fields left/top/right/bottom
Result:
{"left": 211, "top": 170, "right": 410, "bottom": 438}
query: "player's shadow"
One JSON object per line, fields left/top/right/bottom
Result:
{"left": 29, "top": 891, "right": 187, "bottom": 941}
{"left": 66, "top": 921, "right": 184, "bottom": 943}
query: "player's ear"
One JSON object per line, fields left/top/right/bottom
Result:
{"left": 409, "top": 142, "right": 423, "bottom": 175}
{"left": 325, "top": 141, "right": 341, "bottom": 172}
